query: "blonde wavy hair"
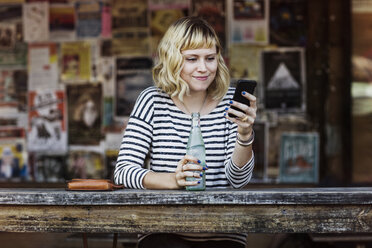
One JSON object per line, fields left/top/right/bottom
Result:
{"left": 152, "top": 16, "right": 230, "bottom": 101}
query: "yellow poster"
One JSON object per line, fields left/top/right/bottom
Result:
{"left": 61, "top": 41, "right": 91, "bottom": 82}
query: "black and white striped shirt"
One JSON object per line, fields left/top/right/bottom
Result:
{"left": 114, "top": 86, "right": 254, "bottom": 245}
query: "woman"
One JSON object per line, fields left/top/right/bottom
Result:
{"left": 115, "top": 16, "right": 257, "bottom": 248}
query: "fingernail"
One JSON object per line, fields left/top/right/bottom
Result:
{"left": 198, "top": 181, "right": 201, "bottom": 184}
{"left": 197, "top": 159, "right": 201, "bottom": 164}
{"left": 223, "top": 112, "right": 226, "bottom": 116}
{"left": 205, "top": 164, "right": 208, "bottom": 169}
{"left": 203, "top": 167, "right": 206, "bottom": 170}
{"left": 242, "top": 91, "right": 246, "bottom": 95}
{"left": 229, "top": 100, "right": 233, "bottom": 104}
{"left": 225, "top": 107, "right": 229, "bottom": 111}
{"left": 200, "top": 173, "right": 203, "bottom": 177}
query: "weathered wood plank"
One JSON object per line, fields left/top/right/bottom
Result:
{"left": 0, "top": 204, "right": 371, "bottom": 233}
{"left": 1, "top": 188, "right": 372, "bottom": 205}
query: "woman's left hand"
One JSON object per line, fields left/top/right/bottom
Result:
{"left": 225, "top": 91, "right": 257, "bottom": 140}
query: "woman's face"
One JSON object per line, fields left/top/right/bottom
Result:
{"left": 180, "top": 46, "right": 218, "bottom": 94}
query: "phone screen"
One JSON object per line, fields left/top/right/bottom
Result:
{"left": 228, "top": 79, "right": 257, "bottom": 118}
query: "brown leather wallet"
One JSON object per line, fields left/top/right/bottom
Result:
{"left": 66, "top": 179, "right": 124, "bottom": 191}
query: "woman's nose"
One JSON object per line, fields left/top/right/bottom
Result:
{"left": 197, "top": 60, "right": 207, "bottom": 72}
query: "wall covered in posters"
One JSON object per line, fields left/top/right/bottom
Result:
{"left": 0, "top": 0, "right": 315, "bottom": 184}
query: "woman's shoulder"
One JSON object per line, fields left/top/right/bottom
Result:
{"left": 139, "top": 86, "right": 168, "bottom": 99}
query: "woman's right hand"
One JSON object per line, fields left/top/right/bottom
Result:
{"left": 174, "top": 155, "right": 205, "bottom": 188}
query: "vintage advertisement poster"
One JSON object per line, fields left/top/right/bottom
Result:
{"left": 0, "top": 23, "right": 16, "bottom": 50}
{"left": 28, "top": 43, "right": 58, "bottom": 90}
{"left": 149, "top": 0, "right": 188, "bottom": 55}
{"left": 0, "top": 70, "right": 27, "bottom": 112}
{"left": 101, "top": 2, "right": 112, "bottom": 38}
{"left": 111, "top": 0, "right": 150, "bottom": 56}
{"left": 115, "top": 57, "right": 153, "bottom": 117}
{"left": 229, "top": 44, "right": 275, "bottom": 80}
{"left": 28, "top": 90, "right": 67, "bottom": 153}
{"left": 269, "top": 0, "right": 307, "bottom": 46}
{"left": 76, "top": 1, "right": 102, "bottom": 38}
{"left": 228, "top": 0, "right": 269, "bottom": 44}
{"left": 49, "top": 4, "right": 76, "bottom": 41}
{"left": 61, "top": 41, "right": 91, "bottom": 82}
{"left": 67, "top": 149, "right": 105, "bottom": 179}
{"left": 251, "top": 121, "right": 268, "bottom": 182}
{"left": 0, "top": 4, "right": 23, "bottom": 43}
{"left": 33, "top": 154, "right": 67, "bottom": 182}
{"left": 98, "top": 57, "right": 115, "bottom": 97}
{"left": 191, "top": 0, "right": 226, "bottom": 53}
{"left": 279, "top": 132, "right": 319, "bottom": 184}
{"left": 23, "top": 2, "right": 49, "bottom": 42}
{"left": 262, "top": 48, "right": 305, "bottom": 112}
{"left": 0, "top": 127, "right": 28, "bottom": 181}
{"left": 0, "top": 43, "right": 27, "bottom": 68}
{"left": 67, "top": 84, "right": 102, "bottom": 145}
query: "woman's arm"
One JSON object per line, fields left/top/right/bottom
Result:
{"left": 143, "top": 155, "right": 203, "bottom": 189}
{"left": 224, "top": 91, "right": 257, "bottom": 188}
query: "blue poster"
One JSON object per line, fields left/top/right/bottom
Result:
{"left": 279, "top": 132, "right": 319, "bottom": 183}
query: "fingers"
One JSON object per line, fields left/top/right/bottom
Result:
{"left": 175, "top": 155, "right": 207, "bottom": 188}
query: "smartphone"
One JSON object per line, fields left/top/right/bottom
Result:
{"left": 228, "top": 79, "right": 257, "bottom": 118}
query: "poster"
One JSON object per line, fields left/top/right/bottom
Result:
{"left": 191, "top": 0, "right": 226, "bottom": 54}
{"left": 262, "top": 48, "right": 305, "bottom": 112}
{"left": 111, "top": 0, "right": 150, "bottom": 56}
{"left": 98, "top": 57, "right": 115, "bottom": 97}
{"left": 49, "top": 4, "right": 76, "bottom": 41}
{"left": 269, "top": 0, "right": 307, "bottom": 46}
{"left": 67, "top": 149, "right": 104, "bottom": 179}
{"left": 33, "top": 154, "right": 67, "bottom": 182}
{"left": 115, "top": 57, "right": 153, "bottom": 117}
{"left": 0, "top": 4, "right": 23, "bottom": 43}
{"left": 61, "top": 41, "right": 91, "bottom": 82}
{"left": 228, "top": 0, "right": 269, "bottom": 44}
{"left": 0, "top": 127, "right": 28, "bottom": 181}
{"left": 28, "top": 43, "right": 58, "bottom": 90}
{"left": 23, "top": 2, "right": 49, "bottom": 42}
{"left": 0, "top": 23, "right": 16, "bottom": 50}
{"left": 0, "top": 70, "right": 27, "bottom": 111}
{"left": 149, "top": 0, "right": 188, "bottom": 55}
{"left": 67, "top": 83, "right": 102, "bottom": 145}
{"left": 76, "top": 1, "right": 102, "bottom": 38}
{"left": 0, "top": 42, "right": 27, "bottom": 68}
{"left": 28, "top": 90, "right": 67, "bottom": 153}
{"left": 101, "top": 2, "right": 112, "bottom": 38}
{"left": 279, "top": 132, "right": 319, "bottom": 184}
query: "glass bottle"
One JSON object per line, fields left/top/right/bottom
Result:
{"left": 186, "top": 112, "right": 206, "bottom": 191}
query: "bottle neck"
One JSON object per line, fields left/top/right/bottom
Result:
{"left": 191, "top": 112, "right": 201, "bottom": 128}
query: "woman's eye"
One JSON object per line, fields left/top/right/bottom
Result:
{"left": 186, "top": 58, "right": 197, "bottom": 61}
{"left": 207, "top": 57, "right": 216, "bottom": 61}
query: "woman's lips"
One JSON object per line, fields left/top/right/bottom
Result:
{"left": 194, "top": 76, "right": 208, "bottom": 81}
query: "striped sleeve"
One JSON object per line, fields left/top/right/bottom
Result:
{"left": 224, "top": 116, "right": 255, "bottom": 189}
{"left": 114, "top": 87, "right": 154, "bottom": 189}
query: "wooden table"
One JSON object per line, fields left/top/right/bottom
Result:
{"left": 1, "top": 188, "right": 372, "bottom": 234}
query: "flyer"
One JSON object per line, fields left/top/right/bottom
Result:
{"left": 28, "top": 90, "right": 67, "bottom": 153}
{"left": 28, "top": 43, "right": 59, "bottom": 90}
{"left": 23, "top": 2, "right": 49, "bottom": 42}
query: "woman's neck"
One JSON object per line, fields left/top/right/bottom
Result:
{"left": 173, "top": 91, "right": 209, "bottom": 115}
